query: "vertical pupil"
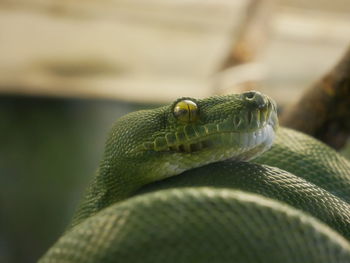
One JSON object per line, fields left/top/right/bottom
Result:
{"left": 174, "top": 100, "right": 197, "bottom": 123}
{"left": 187, "top": 104, "right": 191, "bottom": 121}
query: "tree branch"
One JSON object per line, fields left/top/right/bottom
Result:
{"left": 280, "top": 45, "right": 350, "bottom": 150}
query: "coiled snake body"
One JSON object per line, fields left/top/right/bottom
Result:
{"left": 40, "top": 92, "right": 350, "bottom": 262}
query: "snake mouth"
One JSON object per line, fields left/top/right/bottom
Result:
{"left": 142, "top": 104, "right": 278, "bottom": 159}
{"left": 168, "top": 123, "right": 275, "bottom": 154}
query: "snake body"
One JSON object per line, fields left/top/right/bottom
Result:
{"left": 40, "top": 92, "right": 350, "bottom": 262}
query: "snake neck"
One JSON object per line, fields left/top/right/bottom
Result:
{"left": 69, "top": 162, "right": 142, "bottom": 228}
{"left": 71, "top": 127, "right": 277, "bottom": 229}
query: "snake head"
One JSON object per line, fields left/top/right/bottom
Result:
{"left": 101, "top": 91, "right": 278, "bottom": 184}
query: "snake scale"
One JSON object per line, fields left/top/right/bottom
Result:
{"left": 40, "top": 91, "right": 350, "bottom": 263}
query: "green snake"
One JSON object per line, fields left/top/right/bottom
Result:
{"left": 40, "top": 91, "right": 350, "bottom": 262}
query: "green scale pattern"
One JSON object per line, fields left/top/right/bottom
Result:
{"left": 40, "top": 92, "right": 350, "bottom": 263}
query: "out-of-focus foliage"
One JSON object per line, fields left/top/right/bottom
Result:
{"left": 0, "top": 96, "right": 148, "bottom": 263}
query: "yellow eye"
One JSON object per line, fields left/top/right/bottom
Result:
{"left": 173, "top": 99, "right": 199, "bottom": 123}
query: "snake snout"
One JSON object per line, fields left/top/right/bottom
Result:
{"left": 240, "top": 91, "right": 277, "bottom": 130}
{"left": 242, "top": 91, "right": 269, "bottom": 111}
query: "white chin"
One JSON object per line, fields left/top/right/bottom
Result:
{"left": 227, "top": 123, "right": 276, "bottom": 162}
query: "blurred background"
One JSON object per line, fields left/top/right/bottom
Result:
{"left": 0, "top": 0, "right": 349, "bottom": 262}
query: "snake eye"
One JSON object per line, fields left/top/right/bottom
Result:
{"left": 173, "top": 99, "right": 199, "bottom": 123}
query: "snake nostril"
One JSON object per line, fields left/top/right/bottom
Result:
{"left": 243, "top": 91, "right": 268, "bottom": 110}
{"left": 244, "top": 91, "right": 256, "bottom": 100}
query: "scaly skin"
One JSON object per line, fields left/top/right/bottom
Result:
{"left": 69, "top": 91, "right": 278, "bottom": 228}
{"left": 40, "top": 92, "right": 350, "bottom": 263}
